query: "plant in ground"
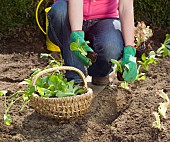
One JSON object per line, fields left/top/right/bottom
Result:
{"left": 134, "top": 21, "right": 153, "bottom": 58}
{"left": 111, "top": 59, "right": 146, "bottom": 86}
{"left": 120, "top": 82, "right": 129, "bottom": 90}
{"left": 156, "top": 34, "right": 170, "bottom": 57}
{"left": 110, "top": 59, "right": 125, "bottom": 81}
{"left": 110, "top": 59, "right": 130, "bottom": 89}
{"left": 0, "top": 53, "right": 86, "bottom": 125}
{"left": 134, "top": 21, "right": 153, "bottom": 48}
{"left": 135, "top": 65, "right": 146, "bottom": 81}
{"left": 152, "top": 90, "right": 170, "bottom": 130}
{"left": 138, "top": 51, "right": 157, "bottom": 71}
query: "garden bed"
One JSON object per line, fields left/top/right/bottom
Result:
{"left": 0, "top": 28, "right": 170, "bottom": 142}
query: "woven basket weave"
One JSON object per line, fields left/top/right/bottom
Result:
{"left": 30, "top": 66, "right": 93, "bottom": 121}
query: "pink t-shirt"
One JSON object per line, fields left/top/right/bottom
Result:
{"left": 54, "top": 0, "right": 119, "bottom": 20}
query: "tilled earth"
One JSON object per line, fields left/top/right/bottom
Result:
{"left": 0, "top": 29, "right": 170, "bottom": 142}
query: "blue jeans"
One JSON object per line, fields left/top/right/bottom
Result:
{"left": 48, "top": 0, "right": 124, "bottom": 83}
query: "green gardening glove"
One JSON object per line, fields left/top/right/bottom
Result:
{"left": 121, "top": 46, "right": 137, "bottom": 83}
{"left": 70, "top": 31, "right": 97, "bottom": 67}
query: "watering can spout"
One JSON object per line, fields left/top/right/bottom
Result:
{"left": 36, "top": 0, "right": 60, "bottom": 52}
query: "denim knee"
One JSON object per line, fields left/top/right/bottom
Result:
{"left": 48, "top": 0, "right": 68, "bottom": 22}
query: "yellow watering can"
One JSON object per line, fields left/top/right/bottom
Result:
{"left": 36, "top": 0, "right": 60, "bottom": 52}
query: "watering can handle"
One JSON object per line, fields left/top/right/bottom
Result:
{"left": 36, "top": 0, "right": 46, "bottom": 35}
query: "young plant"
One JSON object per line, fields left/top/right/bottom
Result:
{"left": 70, "top": 38, "right": 89, "bottom": 56}
{"left": 120, "top": 81, "right": 129, "bottom": 90}
{"left": 0, "top": 90, "right": 12, "bottom": 126}
{"left": 156, "top": 34, "right": 170, "bottom": 57}
{"left": 134, "top": 21, "right": 153, "bottom": 47}
{"left": 70, "top": 38, "right": 97, "bottom": 63}
{"left": 152, "top": 90, "right": 170, "bottom": 130}
{"left": 138, "top": 51, "right": 157, "bottom": 71}
{"left": 158, "top": 90, "right": 170, "bottom": 118}
{"left": 110, "top": 59, "right": 124, "bottom": 81}
{"left": 135, "top": 65, "right": 146, "bottom": 81}
{"left": 110, "top": 59, "right": 130, "bottom": 89}
{"left": 152, "top": 111, "right": 162, "bottom": 130}
{"left": 40, "top": 53, "right": 62, "bottom": 68}
{"left": 0, "top": 88, "right": 34, "bottom": 126}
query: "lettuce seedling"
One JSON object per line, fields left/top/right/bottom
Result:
{"left": 158, "top": 90, "right": 170, "bottom": 118}
{"left": 70, "top": 38, "right": 89, "bottom": 56}
{"left": 138, "top": 51, "right": 157, "bottom": 71}
{"left": 152, "top": 112, "right": 162, "bottom": 130}
{"left": 120, "top": 81, "right": 129, "bottom": 90}
{"left": 40, "top": 53, "right": 62, "bottom": 68}
{"left": 135, "top": 65, "right": 146, "bottom": 81}
{"left": 152, "top": 90, "right": 170, "bottom": 130}
{"left": 70, "top": 39, "right": 97, "bottom": 63}
{"left": 0, "top": 88, "right": 34, "bottom": 126}
{"left": 110, "top": 59, "right": 124, "bottom": 81}
{"left": 110, "top": 59, "right": 130, "bottom": 89}
{"left": 0, "top": 90, "right": 12, "bottom": 125}
{"left": 156, "top": 34, "right": 170, "bottom": 57}
{"left": 134, "top": 21, "right": 153, "bottom": 48}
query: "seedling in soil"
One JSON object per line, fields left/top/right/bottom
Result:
{"left": 156, "top": 34, "right": 170, "bottom": 57}
{"left": 158, "top": 90, "right": 170, "bottom": 118}
{"left": 110, "top": 59, "right": 130, "bottom": 89}
{"left": 110, "top": 59, "right": 124, "bottom": 81}
{"left": 135, "top": 65, "right": 146, "bottom": 81}
{"left": 134, "top": 21, "right": 153, "bottom": 58}
{"left": 152, "top": 111, "right": 162, "bottom": 130}
{"left": 152, "top": 90, "right": 170, "bottom": 130}
{"left": 0, "top": 90, "right": 12, "bottom": 125}
{"left": 40, "top": 53, "right": 62, "bottom": 68}
{"left": 138, "top": 51, "right": 157, "bottom": 71}
{"left": 120, "top": 81, "right": 129, "bottom": 90}
{"left": 0, "top": 88, "right": 34, "bottom": 126}
{"left": 134, "top": 21, "right": 153, "bottom": 48}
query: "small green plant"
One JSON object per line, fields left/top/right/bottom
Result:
{"left": 135, "top": 65, "right": 146, "bottom": 81}
{"left": 158, "top": 90, "right": 170, "bottom": 119}
{"left": 70, "top": 39, "right": 97, "bottom": 63}
{"left": 110, "top": 59, "right": 124, "bottom": 81}
{"left": 40, "top": 53, "right": 63, "bottom": 68}
{"left": 152, "top": 111, "right": 162, "bottom": 130}
{"left": 152, "top": 90, "right": 170, "bottom": 130}
{"left": 0, "top": 90, "right": 12, "bottom": 126}
{"left": 110, "top": 59, "right": 129, "bottom": 89}
{"left": 70, "top": 38, "right": 90, "bottom": 57}
{"left": 156, "top": 34, "right": 170, "bottom": 57}
{"left": 0, "top": 88, "right": 34, "bottom": 126}
{"left": 138, "top": 51, "right": 157, "bottom": 71}
{"left": 120, "top": 82, "right": 129, "bottom": 90}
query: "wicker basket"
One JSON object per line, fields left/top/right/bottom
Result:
{"left": 30, "top": 66, "right": 93, "bottom": 121}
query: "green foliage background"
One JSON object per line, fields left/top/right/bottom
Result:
{"left": 0, "top": 0, "right": 169, "bottom": 37}
{"left": 134, "top": 0, "right": 170, "bottom": 27}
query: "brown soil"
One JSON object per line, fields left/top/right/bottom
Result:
{"left": 0, "top": 28, "right": 170, "bottom": 142}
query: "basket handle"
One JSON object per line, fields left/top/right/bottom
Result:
{"left": 32, "top": 66, "right": 87, "bottom": 88}
{"left": 36, "top": 0, "right": 46, "bottom": 35}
